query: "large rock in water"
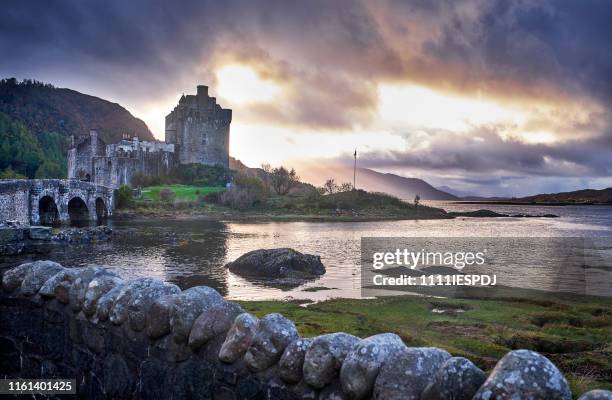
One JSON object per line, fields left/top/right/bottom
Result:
{"left": 226, "top": 248, "right": 325, "bottom": 279}
{"left": 473, "top": 349, "right": 571, "bottom": 400}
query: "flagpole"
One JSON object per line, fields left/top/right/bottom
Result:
{"left": 353, "top": 149, "right": 357, "bottom": 190}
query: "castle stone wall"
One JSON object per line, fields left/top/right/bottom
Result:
{"left": 165, "top": 85, "right": 231, "bottom": 168}
{"left": 0, "top": 180, "right": 31, "bottom": 224}
{"left": 68, "top": 132, "right": 175, "bottom": 189}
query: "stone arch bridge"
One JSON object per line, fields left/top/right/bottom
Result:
{"left": 0, "top": 179, "right": 114, "bottom": 226}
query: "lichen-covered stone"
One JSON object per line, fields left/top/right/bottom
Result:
{"left": 219, "top": 313, "right": 259, "bottom": 363}
{"left": 279, "top": 338, "right": 312, "bottom": 384}
{"left": 95, "top": 283, "right": 126, "bottom": 322}
{"left": 188, "top": 301, "right": 244, "bottom": 349}
{"left": 39, "top": 268, "right": 80, "bottom": 298}
{"left": 129, "top": 283, "right": 180, "bottom": 332}
{"left": 578, "top": 390, "right": 612, "bottom": 400}
{"left": 303, "top": 332, "right": 360, "bottom": 389}
{"left": 421, "top": 356, "right": 486, "bottom": 400}
{"left": 146, "top": 294, "right": 177, "bottom": 339}
{"left": 109, "top": 278, "right": 180, "bottom": 330}
{"left": 20, "top": 261, "right": 64, "bottom": 296}
{"left": 82, "top": 275, "right": 123, "bottom": 317}
{"left": 373, "top": 347, "right": 451, "bottom": 400}
{"left": 340, "top": 333, "right": 406, "bottom": 400}
{"left": 69, "top": 267, "right": 117, "bottom": 312}
{"left": 169, "top": 286, "right": 225, "bottom": 343}
{"left": 473, "top": 350, "right": 571, "bottom": 400}
{"left": 2, "top": 261, "right": 62, "bottom": 294}
{"left": 244, "top": 313, "right": 299, "bottom": 372}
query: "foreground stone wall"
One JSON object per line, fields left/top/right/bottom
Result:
{"left": 0, "top": 261, "right": 609, "bottom": 400}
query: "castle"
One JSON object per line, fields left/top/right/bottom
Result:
{"left": 67, "top": 85, "right": 232, "bottom": 188}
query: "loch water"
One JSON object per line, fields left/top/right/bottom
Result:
{"left": 2, "top": 202, "right": 611, "bottom": 300}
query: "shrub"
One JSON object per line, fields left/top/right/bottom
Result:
{"left": 220, "top": 187, "right": 259, "bottom": 210}
{"left": 132, "top": 173, "right": 161, "bottom": 187}
{"left": 159, "top": 188, "right": 176, "bottom": 203}
{"left": 234, "top": 172, "right": 268, "bottom": 198}
{"left": 270, "top": 166, "right": 300, "bottom": 195}
{"left": 304, "top": 188, "right": 323, "bottom": 207}
{"left": 131, "top": 164, "right": 230, "bottom": 187}
{"left": 116, "top": 185, "right": 133, "bottom": 208}
{"left": 169, "top": 164, "right": 229, "bottom": 186}
{"left": 200, "top": 191, "right": 222, "bottom": 204}
{"left": 220, "top": 173, "right": 268, "bottom": 209}
{"left": 323, "top": 179, "right": 338, "bottom": 194}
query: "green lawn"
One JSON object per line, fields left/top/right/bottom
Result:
{"left": 140, "top": 185, "right": 225, "bottom": 202}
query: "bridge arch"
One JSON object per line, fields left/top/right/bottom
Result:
{"left": 38, "top": 195, "right": 59, "bottom": 226}
{"left": 95, "top": 197, "right": 108, "bottom": 222}
{"left": 67, "top": 196, "right": 89, "bottom": 226}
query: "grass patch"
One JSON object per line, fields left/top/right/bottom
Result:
{"left": 118, "top": 187, "right": 452, "bottom": 221}
{"left": 140, "top": 185, "right": 225, "bottom": 202}
{"left": 238, "top": 293, "right": 612, "bottom": 396}
{"left": 258, "top": 190, "right": 448, "bottom": 219}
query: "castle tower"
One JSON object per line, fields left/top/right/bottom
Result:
{"left": 164, "top": 85, "right": 232, "bottom": 168}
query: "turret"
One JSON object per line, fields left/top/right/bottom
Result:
{"left": 90, "top": 129, "right": 99, "bottom": 156}
{"left": 197, "top": 85, "right": 209, "bottom": 97}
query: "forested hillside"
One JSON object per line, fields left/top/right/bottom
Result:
{"left": 0, "top": 78, "right": 154, "bottom": 178}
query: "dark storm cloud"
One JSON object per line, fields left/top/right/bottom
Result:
{"left": 418, "top": 0, "right": 612, "bottom": 104}
{"left": 3, "top": 0, "right": 610, "bottom": 124}
{"left": 1, "top": 0, "right": 611, "bottom": 189}
{"left": 352, "top": 126, "right": 612, "bottom": 178}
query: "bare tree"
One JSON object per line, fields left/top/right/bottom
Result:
{"left": 339, "top": 182, "right": 353, "bottom": 192}
{"left": 270, "top": 166, "right": 300, "bottom": 195}
{"left": 323, "top": 179, "right": 339, "bottom": 194}
{"left": 414, "top": 194, "right": 421, "bottom": 207}
{"left": 261, "top": 163, "right": 271, "bottom": 188}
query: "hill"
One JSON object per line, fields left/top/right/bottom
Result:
{"left": 519, "top": 187, "right": 612, "bottom": 204}
{"left": 0, "top": 78, "right": 154, "bottom": 179}
{"left": 297, "top": 162, "right": 457, "bottom": 200}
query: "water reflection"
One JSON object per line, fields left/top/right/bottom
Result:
{"left": 1, "top": 202, "right": 611, "bottom": 300}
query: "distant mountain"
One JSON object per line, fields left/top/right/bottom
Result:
{"left": 436, "top": 185, "right": 476, "bottom": 198}
{"left": 518, "top": 187, "right": 612, "bottom": 204}
{"left": 0, "top": 78, "right": 155, "bottom": 178}
{"left": 0, "top": 78, "right": 154, "bottom": 143}
{"left": 297, "top": 163, "right": 458, "bottom": 200}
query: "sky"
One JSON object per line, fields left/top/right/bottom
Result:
{"left": 1, "top": 0, "right": 611, "bottom": 196}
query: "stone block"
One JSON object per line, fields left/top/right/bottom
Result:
{"left": 0, "top": 227, "right": 24, "bottom": 243}
{"left": 28, "top": 226, "right": 52, "bottom": 240}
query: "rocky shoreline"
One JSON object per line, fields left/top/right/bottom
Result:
{"left": 1, "top": 261, "right": 609, "bottom": 399}
{"left": 0, "top": 224, "right": 113, "bottom": 256}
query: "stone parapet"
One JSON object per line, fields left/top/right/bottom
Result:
{"left": 0, "top": 261, "right": 608, "bottom": 400}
